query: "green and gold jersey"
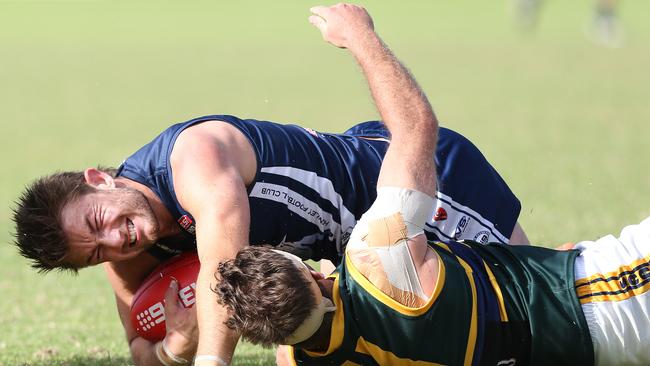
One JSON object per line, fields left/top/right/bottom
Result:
{"left": 291, "top": 240, "right": 594, "bottom": 365}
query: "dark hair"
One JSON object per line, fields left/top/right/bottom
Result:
{"left": 214, "top": 247, "right": 317, "bottom": 347}
{"left": 11, "top": 168, "right": 117, "bottom": 273}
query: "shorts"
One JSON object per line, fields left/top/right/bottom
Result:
{"left": 574, "top": 216, "right": 650, "bottom": 366}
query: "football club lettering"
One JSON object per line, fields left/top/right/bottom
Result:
{"left": 576, "top": 257, "right": 650, "bottom": 304}
{"left": 619, "top": 263, "right": 650, "bottom": 289}
{"left": 259, "top": 186, "right": 330, "bottom": 227}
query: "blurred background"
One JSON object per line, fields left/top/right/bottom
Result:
{"left": 1, "top": 1, "right": 648, "bottom": 364}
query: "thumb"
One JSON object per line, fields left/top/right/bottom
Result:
{"left": 164, "top": 279, "right": 179, "bottom": 314}
{"left": 309, "top": 14, "right": 327, "bottom": 32}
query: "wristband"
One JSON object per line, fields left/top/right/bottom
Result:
{"left": 155, "top": 341, "right": 173, "bottom": 366}
{"left": 162, "top": 338, "right": 189, "bottom": 364}
{"left": 194, "top": 355, "right": 229, "bottom": 366}
{"left": 155, "top": 338, "right": 189, "bottom": 366}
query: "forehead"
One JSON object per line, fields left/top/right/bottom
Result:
{"left": 60, "top": 193, "right": 96, "bottom": 232}
{"left": 59, "top": 193, "right": 99, "bottom": 262}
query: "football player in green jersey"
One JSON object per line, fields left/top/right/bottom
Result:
{"left": 215, "top": 4, "right": 650, "bottom": 366}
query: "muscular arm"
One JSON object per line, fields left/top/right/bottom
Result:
{"left": 171, "top": 123, "right": 255, "bottom": 366}
{"left": 310, "top": 4, "right": 438, "bottom": 197}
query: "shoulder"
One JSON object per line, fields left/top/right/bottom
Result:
{"left": 171, "top": 120, "right": 257, "bottom": 186}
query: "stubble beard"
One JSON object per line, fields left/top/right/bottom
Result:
{"left": 116, "top": 187, "right": 160, "bottom": 245}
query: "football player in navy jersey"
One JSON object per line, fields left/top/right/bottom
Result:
{"left": 12, "top": 4, "right": 527, "bottom": 366}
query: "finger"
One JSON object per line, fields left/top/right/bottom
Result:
{"left": 309, "top": 5, "right": 331, "bottom": 18}
{"left": 308, "top": 15, "right": 326, "bottom": 31}
{"left": 164, "top": 279, "right": 179, "bottom": 313}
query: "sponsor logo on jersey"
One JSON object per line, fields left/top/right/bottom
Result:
{"left": 177, "top": 215, "right": 196, "bottom": 234}
{"left": 474, "top": 230, "right": 491, "bottom": 244}
{"left": 454, "top": 216, "right": 470, "bottom": 239}
{"left": 433, "top": 207, "right": 448, "bottom": 221}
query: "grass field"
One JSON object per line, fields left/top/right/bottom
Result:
{"left": 1, "top": 1, "right": 649, "bottom": 365}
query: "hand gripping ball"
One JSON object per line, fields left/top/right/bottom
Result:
{"left": 130, "top": 251, "right": 200, "bottom": 341}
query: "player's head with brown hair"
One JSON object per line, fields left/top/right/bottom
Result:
{"left": 11, "top": 167, "right": 161, "bottom": 272}
{"left": 215, "top": 247, "right": 335, "bottom": 347}
{"left": 12, "top": 170, "right": 97, "bottom": 273}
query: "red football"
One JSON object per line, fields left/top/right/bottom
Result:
{"left": 130, "top": 251, "right": 200, "bottom": 341}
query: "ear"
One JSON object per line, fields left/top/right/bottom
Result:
{"left": 84, "top": 168, "right": 116, "bottom": 189}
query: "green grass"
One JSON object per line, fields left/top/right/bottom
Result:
{"left": 1, "top": 0, "right": 649, "bottom": 364}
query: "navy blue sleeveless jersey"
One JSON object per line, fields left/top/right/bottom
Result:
{"left": 116, "top": 115, "right": 521, "bottom": 263}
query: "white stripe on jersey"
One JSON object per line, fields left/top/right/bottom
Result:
{"left": 253, "top": 167, "right": 511, "bottom": 252}
{"left": 249, "top": 182, "right": 349, "bottom": 253}
{"left": 426, "top": 191, "right": 510, "bottom": 244}
{"left": 259, "top": 166, "right": 357, "bottom": 250}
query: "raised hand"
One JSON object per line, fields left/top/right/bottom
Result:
{"left": 309, "top": 3, "right": 376, "bottom": 50}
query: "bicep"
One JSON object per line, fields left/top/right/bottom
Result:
{"left": 172, "top": 132, "right": 251, "bottom": 261}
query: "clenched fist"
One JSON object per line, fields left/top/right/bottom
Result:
{"left": 309, "top": 3, "right": 376, "bottom": 50}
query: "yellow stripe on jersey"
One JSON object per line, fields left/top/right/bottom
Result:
{"left": 575, "top": 254, "right": 650, "bottom": 287}
{"left": 341, "top": 362, "right": 362, "bottom": 366}
{"left": 345, "top": 249, "right": 446, "bottom": 316}
{"left": 433, "top": 242, "right": 452, "bottom": 253}
{"left": 482, "top": 262, "right": 509, "bottom": 322}
{"left": 575, "top": 254, "right": 650, "bottom": 305}
{"left": 303, "top": 275, "right": 346, "bottom": 358}
{"left": 432, "top": 241, "right": 477, "bottom": 364}
{"left": 288, "top": 347, "right": 299, "bottom": 366}
{"left": 355, "top": 336, "right": 444, "bottom": 366}
{"left": 578, "top": 282, "right": 650, "bottom": 304}
{"left": 454, "top": 256, "right": 478, "bottom": 366}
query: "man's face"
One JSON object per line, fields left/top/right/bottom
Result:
{"left": 60, "top": 186, "right": 160, "bottom": 267}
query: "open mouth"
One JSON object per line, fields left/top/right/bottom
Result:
{"left": 127, "top": 218, "right": 137, "bottom": 247}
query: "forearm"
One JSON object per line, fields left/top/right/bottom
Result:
{"left": 192, "top": 197, "right": 249, "bottom": 364}
{"left": 346, "top": 29, "right": 438, "bottom": 195}
{"left": 349, "top": 33, "right": 438, "bottom": 147}
{"left": 195, "top": 268, "right": 239, "bottom": 365}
